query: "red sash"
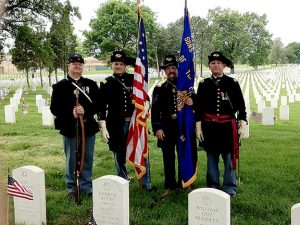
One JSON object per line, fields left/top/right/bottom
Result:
{"left": 203, "top": 113, "right": 239, "bottom": 170}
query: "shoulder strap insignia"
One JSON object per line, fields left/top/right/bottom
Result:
{"left": 99, "top": 78, "right": 107, "bottom": 84}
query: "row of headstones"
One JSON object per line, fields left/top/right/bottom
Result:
{"left": 4, "top": 88, "right": 23, "bottom": 123}
{"left": 4, "top": 92, "right": 54, "bottom": 126}
{"left": 10, "top": 165, "right": 300, "bottom": 225}
{"left": 235, "top": 66, "right": 300, "bottom": 107}
{"left": 232, "top": 69, "right": 300, "bottom": 125}
{"left": 0, "top": 87, "right": 9, "bottom": 100}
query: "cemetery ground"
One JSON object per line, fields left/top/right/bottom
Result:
{"left": 0, "top": 82, "right": 300, "bottom": 225}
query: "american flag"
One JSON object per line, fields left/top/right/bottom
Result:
{"left": 7, "top": 176, "right": 33, "bottom": 200}
{"left": 126, "top": 13, "right": 149, "bottom": 179}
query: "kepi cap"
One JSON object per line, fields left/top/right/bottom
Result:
{"left": 111, "top": 50, "right": 135, "bottom": 66}
{"left": 160, "top": 55, "right": 178, "bottom": 70}
{"left": 68, "top": 53, "right": 84, "bottom": 64}
{"left": 208, "top": 51, "right": 233, "bottom": 68}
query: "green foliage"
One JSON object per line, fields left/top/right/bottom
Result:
{"left": 49, "top": 0, "right": 79, "bottom": 78}
{"left": 285, "top": 42, "right": 300, "bottom": 64}
{"left": 0, "top": 0, "right": 64, "bottom": 46}
{"left": 208, "top": 7, "right": 272, "bottom": 71}
{"left": 1, "top": 0, "right": 79, "bottom": 81}
{"left": 83, "top": 0, "right": 159, "bottom": 66}
{"left": 269, "top": 38, "right": 286, "bottom": 65}
{"left": 1, "top": 75, "right": 300, "bottom": 224}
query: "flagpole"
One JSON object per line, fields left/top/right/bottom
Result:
{"left": 137, "top": 0, "right": 143, "bottom": 191}
{"left": 7, "top": 168, "right": 9, "bottom": 225}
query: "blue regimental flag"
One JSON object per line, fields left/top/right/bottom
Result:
{"left": 177, "top": 5, "right": 198, "bottom": 188}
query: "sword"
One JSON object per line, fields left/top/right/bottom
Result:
{"left": 71, "top": 82, "right": 92, "bottom": 103}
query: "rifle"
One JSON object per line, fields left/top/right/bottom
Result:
{"left": 237, "top": 120, "right": 241, "bottom": 186}
{"left": 73, "top": 88, "right": 86, "bottom": 205}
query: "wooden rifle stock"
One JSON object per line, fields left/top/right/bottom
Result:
{"left": 73, "top": 89, "right": 86, "bottom": 205}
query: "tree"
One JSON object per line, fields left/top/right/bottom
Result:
{"left": 156, "top": 20, "right": 182, "bottom": 64}
{"left": 190, "top": 16, "right": 213, "bottom": 77}
{"left": 208, "top": 8, "right": 244, "bottom": 73}
{"left": 83, "top": 0, "right": 159, "bottom": 65}
{"left": 1, "top": 0, "right": 79, "bottom": 82}
{"left": 208, "top": 7, "right": 272, "bottom": 72}
{"left": 268, "top": 38, "right": 285, "bottom": 66}
{"left": 242, "top": 12, "right": 272, "bottom": 69}
{"left": 49, "top": 0, "right": 79, "bottom": 79}
{"left": 0, "top": 0, "right": 64, "bottom": 51}
{"left": 285, "top": 42, "right": 300, "bottom": 64}
{"left": 10, "top": 25, "right": 40, "bottom": 86}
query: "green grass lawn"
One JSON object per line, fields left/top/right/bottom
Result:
{"left": 1, "top": 74, "right": 300, "bottom": 225}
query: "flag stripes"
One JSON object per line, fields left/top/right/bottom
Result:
{"left": 126, "top": 14, "right": 149, "bottom": 179}
{"left": 7, "top": 176, "right": 33, "bottom": 200}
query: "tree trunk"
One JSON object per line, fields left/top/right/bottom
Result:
{"left": 55, "top": 68, "right": 58, "bottom": 83}
{"left": 26, "top": 69, "right": 30, "bottom": 87}
{"left": 39, "top": 68, "right": 43, "bottom": 88}
{"left": 48, "top": 71, "right": 52, "bottom": 86}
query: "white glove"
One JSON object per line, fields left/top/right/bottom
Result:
{"left": 142, "top": 100, "right": 150, "bottom": 118}
{"left": 238, "top": 120, "right": 247, "bottom": 139}
{"left": 196, "top": 121, "right": 204, "bottom": 142}
{"left": 98, "top": 120, "right": 110, "bottom": 143}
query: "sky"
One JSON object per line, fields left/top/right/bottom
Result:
{"left": 68, "top": 0, "right": 300, "bottom": 46}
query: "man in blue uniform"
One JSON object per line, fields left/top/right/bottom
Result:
{"left": 98, "top": 50, "right": 152, "bottom": 190}
{"left": 195, "top": 51, "right": 247, "bottom": 196}
{"left": 50, "top": 53, "right": 100, "bottom": 198}
{"left": 151, "top": 55, "right": 197, "bottom": 197}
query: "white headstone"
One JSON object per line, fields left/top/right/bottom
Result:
{"left": 93, "top": 175, "right": 129, "bottom": 225}
{"left": 295, "top": 94, "right": 300, "bottom": 102}
{"left": 37, "top": 98, "right": 46, "bottom": 114}
{"left": 281, "top": 96, "right": 287, "bottom": 106}
{"left": 5, "top": 105, "right": 16, "bottom": 123}
{"left": 42, "top": 106, "right": 54, "bottom": 126}
{"left": 257, "top": 100, "right": 265, "bottom": 113}
{"left": 279, "top": 105, "right": 289, "bottom": 120}
{"left": 270, "top": 99, "right": 278, "bottom": 109}
{"left": 32, "top": 85, "right": 37, "bottom": 92}
{"left": 35, "top": 95, "right": 43, "bottom": 106}
{"left": 291, "top": 203, "right": 300, "bottom": 225}
{"left": 0, "top": 89, "right": 4, "bottom": 99}
{"left": 243, "top": 121, "right": 250, "bottom": 138}
{"left": 12, "top": 165, "right": 47, "bottom": 225}
{"left": 10, "top": 98, "right": 20, "bottom": 112}
{"left": 188, "top": 188, "right": 230, "bottom": 225}
{"left": 262, "top": 107, "right": 274, "bottom": 125}
{"left": 289, "top": 94, "right": 295, "bottom": 103}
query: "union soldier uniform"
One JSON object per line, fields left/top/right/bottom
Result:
{"left": 196, "top": 75, "right": 246, "bottom": 153}
{"left": 99, "top": 72, "right": 134, "bottom": 153}
{"left": 51, "top": 76, "right": 100, "bottom": 137}
{"left": 151, "top": 55, "right": 199, "bottom": 192}
{"left": 98, "top": 50, "right": 152, "bottom": 189}
{"left": 151, "top": 78, "right": 180, "bottom": 190}
{"left": 196, "top": 51, "right": 247, "bottom": 196}
{"left": 50, "top": 53, "right": 100, "bottom": 195}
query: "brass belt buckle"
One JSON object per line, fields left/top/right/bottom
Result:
{"left": 212, "top": 118, "right": 218, "bottom": 122}
{"left": 171, "top": 114, "right": 177, "bottom": 120}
